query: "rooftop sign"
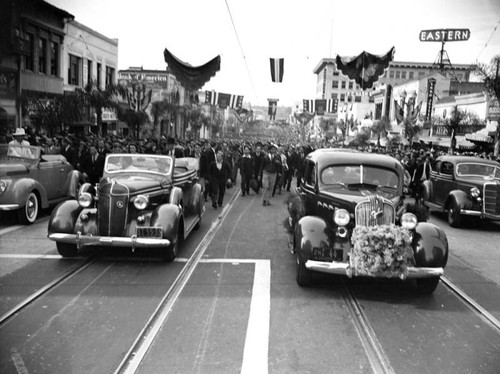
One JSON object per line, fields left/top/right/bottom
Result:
{"left": 419, "top": 29, "right": 470, "bottom": 42}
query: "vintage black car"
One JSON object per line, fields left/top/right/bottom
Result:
{"left": 0, "top": 144, "right": 81, "bottom": 224}
{"left": 48, "top": 154, "right": 204, "bottom": 261}
{"left": 422, "top": 155, "right": 500, "bottom": 227}
{"left": 287, "top": 149, "right": 448, "bottom": 293}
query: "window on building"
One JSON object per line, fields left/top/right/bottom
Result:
{"left": 356, "top": 84, "right": 360, "bottom": 90}
{"left": 68, "top": 54, "right": 81, "bottom": 86}
{"left": 332, "top": 80, "right": 339, "bottom": 88}
{"left": 50, "top": 41, "right": 58, "bottom": 76}
{"left": 395, "top": 71, "right": 401, "bottom": 79}
{"left": 409, "top": 71, "right": 414, "bottom": 79}
{"left": 38, "top": 37, "right": 47, "bottom": 74}
{"left": 341, "top": 81, "right": 346, "bottom": 89}
{"left": 347, "top": 95, "right": 352, "bottom": 102}
{"left": 401, "top": 71, "right": 407, "bottom": 79}
{"left": 418, "top": 71, "right": 425, "bottom": 77}
{"left": 348, "top": 81, "right": 353, "bottom": 89}
{"left": 96, "top": 63, "right": 102, "bottom": 89}
{"left": 331, "top": 93, "right": 338, "bottom": 100}
{"left": 87, "top": 60, "right": 92, "bottom": 86}
{"left": 389, "top": 70, "right": 395, "bottom": 79}
{"left": 340, "top": 93, "right": 345, "bottom": 102}
{"left": 24, "top": 33, "right": 34, "bottom": 71}
{"left": 354, "top": 95, "right": 361, "bottom": 103}
{"left": 375, "top": 103, "right": 383, "bottom": 120}
{"left": 105, "top": 66, "right": 115, "bottom": 89}
{"left": 333, "top": 71, "right": 339, "bottom": 76}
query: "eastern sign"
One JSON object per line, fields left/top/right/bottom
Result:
{"left": 419, "top": 29, "right": 470, "bottom": 42}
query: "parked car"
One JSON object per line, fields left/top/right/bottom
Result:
{"left": 48, "top": 153, "right": 204, "bottom": 260}
{"left": 287, "top": 149, "right": 448, "bottom": 294}
{"left": 422, "top": 155, "right": 500, "bottom": 227}
{"left": 0, "top": 144, "right": 81, "bottom": 224}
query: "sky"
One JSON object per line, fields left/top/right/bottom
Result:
{"left": 46, "top": 0, "right": 500, "bottom": 107}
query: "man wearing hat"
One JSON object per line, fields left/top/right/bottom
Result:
{"left": 8, "top": 128, "right": 31, "bottom": 157}
{"left": 259, "top": 143, "right": 282, "bottom": 206}
{"left": 164, "top": 137, "right": 184, "bottom": 158}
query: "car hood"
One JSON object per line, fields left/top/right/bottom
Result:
{"left": 103, "top": 175, "right": 169, "bottom": 194}
{"left": 321, "top": 188, "right": 400, "bottom": 207}
{"left": 0, "top": 163, "right": 29, "bottom": 177}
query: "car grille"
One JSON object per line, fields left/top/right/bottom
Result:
{"left": 98, "top": 182, "right": 129, "bottom": 236}
{"left": 355, "top": 195, "right": 395, "bottom": 227}
{"left": 483, "top": 183, "right": 500, "bottom": 216}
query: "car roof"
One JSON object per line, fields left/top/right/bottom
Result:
{"left": 307, "top": 148, "right": 404, "bottom": 171}
{"left": 436, "top": 155, "right": 500, "bottom": 166}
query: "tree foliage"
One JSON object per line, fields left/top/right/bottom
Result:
{"left": 371, "top": 116, "right": 392, "bottom": 147}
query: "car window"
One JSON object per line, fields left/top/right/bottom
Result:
{"left": 105, "top": 155, "right": 172, "bottom": 174}
{"left": 305, "top": 163, "right": 316, "bottom": 186}
{"left": 440, "top": 162, "right": 454, "bottom": 175}
{"left": 457, "top": 162, "right": 500, "bottom": 180}
{"left": 320, "top": 165, "right": 398, "bottom": 189}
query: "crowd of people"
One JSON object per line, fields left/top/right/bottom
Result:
{"left": 4, "top": 126, "right": 500, "bottom": 209}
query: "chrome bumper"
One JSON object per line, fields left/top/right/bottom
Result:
{"left": 460, "top": 209, "right": 500, "bottom": 220}
{"left": 0, "top": 204, "right": 20, "bottom": 211}
{"left": 305, "top": 260, "right": 444, "bottom": 279}
{"left": 48, "top": 232, "right": 170, "bottom": 250}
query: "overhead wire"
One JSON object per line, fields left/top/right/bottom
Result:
{"left": 476, "top": 19, "right": 500, "bottom": 61}
{"left": 224, "top": 0, "right": 259, "bottom": 104}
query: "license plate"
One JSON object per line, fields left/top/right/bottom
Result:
{"left": 136, "top": 227, "right": 163, "bottom": 238}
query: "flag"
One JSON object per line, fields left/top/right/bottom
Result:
{"left": 303, "top": 99, "right": 315, "bottom": 113}
{"left": 408, "top": 102, "right": 422, "bottom": 125}
{"left": 270, "top": 58, "right": 284, "bottom": 82}
{"left": 394, "top": 100, "right": 405, "bottom": 124}
{"left": 205, "top": 90, "right": 218, "bottom": 105}
{"left": 217, "top": 93, "right": 231, "bottom": 109}
{"left": 326, "top": 99, "right": 338, "bottom": 113}
{"left": 268, "top": 99, "right": 278, "bottom": 121}
{"left": 229, "top": 94, "right": 244, "bottom": 109}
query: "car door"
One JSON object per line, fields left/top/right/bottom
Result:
{"left": 300, "top": 160, "right": 317, "bottom": 215}
{"left": 38, "top": 158, "right": 71, "bottom": 200}
{"left": 434, "top": 161, "right": 455, "bottom": 206}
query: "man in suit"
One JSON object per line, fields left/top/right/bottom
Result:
{"left": 252, "top": 144, "right": 265, "bottom": 193}
{"left": 413, "top": 153, "right": 432, "bottom": 203}
{"left": 81, "top": 145, "right": 105, "bottom": 185}
{"left": 200, "top": 141, "right": 216, "bottom": 202}
{"left": 60, "top": 137, "right": 78, "bottom": 170}
{"left": 239, "top": 145, "right": 254, "bottom": 197}
{"left": 259, "top": 143, "right": 281, "bottom": 206}
{"left": 209, "top": 150, "right": 232, "bottom": 209}
{"left": 164, "top": 137, "right": 184, "bottom": 158}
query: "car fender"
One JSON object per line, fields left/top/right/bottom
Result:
{"left": 295, "top": 216, "right": 333, "bottom": 261}
{"left": 10, "top": 178, "right": 49, "bottom": 208}
{"left": 63, "top": 170, "right": 84, "bottom": 198}
{"left": 412, "top": 222, "right": 448, "bottom": 268}
{"left": 169, "top": 186, "right": 183, "bottom": 207}
{"left": 422, "top": 180, "right": 432, "bottom": 201}
{"left": 445, "top": 189, "right": 471, "bottom": 210}
{"left": 48, "top": 200, "right": 83, "bottom": 234}
{"left": 151, "top": 203, "right": 182, "bottom": 243}
{"left": 191, "top": 182, "right": 203, "bottom": 217}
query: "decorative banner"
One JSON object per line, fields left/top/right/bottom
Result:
{"left": 163, "top": 47, "right": 220, "bottom": 91}
{"left": 408, "top": 102, "right": 422, "bottom": 125}
{"left": 232, "top": 108, "right": 253, "bottom": 122}
{"left": 384, "top": 84, "right": 392, "bottom": 119}
{"left": 335, "top": 47, "right": 395, "bottom": 90}
{"left": 425, "top": 78, "right": 436, "bottom": 121}
{"left": 205, "top": 91, "right": 243, "bottom": 109}
{"left": 268, "top": 99, "right": 278, "bottom": 121}
{"left": 270, "top": 58, "right": 284, "bottom": 82}
{"left": 303, "top": 99, "right": 338, "bottom": 114}
{"left": 394, "top": 100, "right": 405, "bottom": 124}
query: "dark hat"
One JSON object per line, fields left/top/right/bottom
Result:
{"left": 166, "top": 137, "right": 175, "bottom": 145}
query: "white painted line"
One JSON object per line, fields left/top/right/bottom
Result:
{"left": 0, "top": 254, "right": 65, "bottom": 260}
{"left": 241, "top": 260, "right": 271, "bottom": 374}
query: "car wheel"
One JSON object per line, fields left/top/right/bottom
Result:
{"left": 163, "top": 230, "right": 181, "bottom": 262}
{"left": 57, "top": 243, "right": 78, "bottom": 257}
{"left": 416, "top": 277, "right": 440, "bottom": 294}
{"left": 17, "top": 192, "right": 39, "bottom": 225}
{"left": 296, "top": 254, "right": 312, "bottom": 287}
{"left": 447, "top": 200, "right": 462, "bottom": 228}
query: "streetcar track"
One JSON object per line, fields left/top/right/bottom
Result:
{"left": 114, "top": 189, "right": 240, "bottom": 374}
{"left": 0, "top": 256, "right": 97, "bottom": 327}
{"left": 342, "top": 284, "right": 396, "bottom": 374}
{"left": 441, "top": 276, "right": 500, "bottom": 334}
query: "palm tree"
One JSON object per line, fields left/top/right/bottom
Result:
{"left": 402, "top": 117, "right": 423, "bottom": 149}
{"left": 371, "top": 116, "right": 392, "bottom": 147}
{"left": 447, "top": 106, "right": 466, "bottom": 154}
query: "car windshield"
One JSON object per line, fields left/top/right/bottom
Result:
{"left": 456, "top": 162, "right": 500, "bottom": 180}
{"left": 105, "top": 154, "right": 172, "bottom": 175}
{"left": 1, "top": 144, "right": 39, "bottom": 159}
{"left": 320, "top": 165, "right": 399, "bottom": 189}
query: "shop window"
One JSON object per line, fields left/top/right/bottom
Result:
{"left": 50, "top": 41, "right": 59, "bottom": 76}
{"left": 68, "top": 54, "right": 81, "bottom": 86}
{"left": 38, "top": 37, "right": 47, "bottom": 74}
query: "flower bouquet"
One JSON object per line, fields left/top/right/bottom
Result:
{"left": 350, "top": 225, "right": 415, "bottom": 278}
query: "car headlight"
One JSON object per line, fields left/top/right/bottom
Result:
{"left": 470, "top": 187, "right": 480, "bottom": 198}
{"left": 401, "top": 213, "right": 418, "bottom": 230}
{"left": 334, "top": 208, "right": 350, "bottom": 226}
{"left": 0, "top": 180, "right": 7, "bottom": 195}
{"left": 78, "top": 192, "right": 93, "bottom": 208}
{"left": 133, "top": 195, "right": 149, "bottom": 210}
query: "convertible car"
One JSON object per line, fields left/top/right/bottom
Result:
{"left": 0, "top": 144, "right": 81, "bottom": 224}
{"left": 48, "top": 154, "right": 204, "bottom": 261}
{"left": 287, "top": 149, "right": 448, "bottom": 293}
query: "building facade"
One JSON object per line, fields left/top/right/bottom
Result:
{"left": 0, "top": 0, "right": 73, "bottom": 137}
